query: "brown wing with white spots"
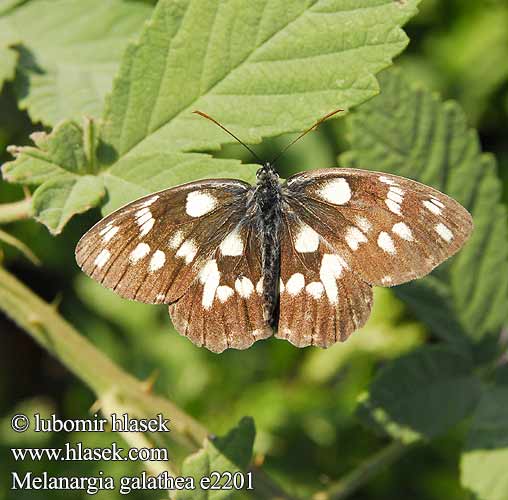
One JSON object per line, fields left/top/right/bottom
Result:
{"left": 283, "top": 168, "right": 473, "bottom": 287}
{"left": 75, "top": 179, "right": 250, "bottom": 304}
{"left": 169, "top": 224, "right": 272, "bottom": 353}
{"left": 276, "top": 211, "right": 373, "bottom": 347}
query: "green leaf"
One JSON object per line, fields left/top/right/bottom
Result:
{"left": 357, "top": 346, "right": 481, "bottom": 442}
{"left": 3, "top": 0, "right": 152, "bottom": 125}
{"left": 100, "top": 0, "right": 421, "bottom": 159}
{"left": 460, "top": 382, "right": 508, "bottom": 500}
{"left": 2, "top": 120, "right": 106, "bottom": 234}
{"left": 176, "top": 417, "right": 255, "bottom": 500}
{"left": 3, "top": 0, "right": 421, "bottom": 231}
{"left": 341, "top": 69, "right": 508, "bottom": 345}
{"left": 32, "top": 175, "right": 105, "bottom": 234}
{"left": 0, "top": 18, "right": 20, "bottom": 90}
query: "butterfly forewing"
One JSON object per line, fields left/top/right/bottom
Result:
{"left": 283, "top": 168, "right": 473, "bottom": 287}
{"left": 75, "top": 179, "right": 250, "bottom": 304}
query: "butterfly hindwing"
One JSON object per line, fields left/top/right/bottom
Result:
{"left": 75, "top": 179, "right": 250, "bottom": 304}
{"left": 169, "top": 223, "right": 272, "bottom": 353}
{"left": 283, "top": 168, "right": 473, "bottom": 287}
{"left": 276, "top": 211, "right": 373, "bottom": 347}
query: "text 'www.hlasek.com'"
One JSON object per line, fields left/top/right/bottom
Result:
{"left": 9, "top": 412, "right": 254, "bottom": 495}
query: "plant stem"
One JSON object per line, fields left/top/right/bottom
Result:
{"left": 0, "top": 266, "right": 295, "bottom": 500}
{"left": 0, "top": 198, "right": 32, "bottom": 224}
{"left": 312, "top": 441, "right": 412, "bottom": 500}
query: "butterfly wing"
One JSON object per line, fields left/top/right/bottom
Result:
{"left": 76, "top": 178, "right": 272, "bottom": 353}
{"left": 276, "top": 167, "right": 472, "bottom": 347}
{"left": 276, "top": 210, "right": 373, "bottom": 347}
{"left": 282, "top": 168, "right": 473, "bottom": 287}
{"left": 169, "top": 223, "right": 272, "bottom": 353}
{"left": 75, "top": 179, "right": 251, "bottom": 304}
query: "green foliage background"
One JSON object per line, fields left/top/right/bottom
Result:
{"left": 1, "top": 1, "right": 507, "bottom": 499}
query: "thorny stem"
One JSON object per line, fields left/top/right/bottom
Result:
{"left": 0, "top": 197, "right": 32, "bottom": 224}
{"left": 0, "top": 266, "right": 296, "bottom": 500}
{"left": 312, "top": 440, "right": 412, "bottom": 500}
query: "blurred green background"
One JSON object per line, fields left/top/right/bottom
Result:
{"left": 1, "top": 0, "right": 507, "bottom": 499}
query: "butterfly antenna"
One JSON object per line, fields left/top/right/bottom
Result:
{"left": 270, "top": 108, "right": 344, "bottom": 166}
{"left": 193, "top": 110, "right": 263, "bottom": 164}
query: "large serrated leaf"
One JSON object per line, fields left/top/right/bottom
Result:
{"left": 100, "top": 0, "right": 421, "bottom": 159}
{"left": 176, "top": 417, "right": 255, "bottom": 500}
{"left": 3, "top": 0, "right": 152, "bottom": 125}
{"left": 2, "top": 0, "right": 421, "bottom": 232}
{"left": 341, "top": 69, "right": 508, "bottom": 346}
{"left": 460, "top": 380, "right": 508, "bottom": 500}
{"left": 357, "top": 346, "right": 481, "bottom": 442}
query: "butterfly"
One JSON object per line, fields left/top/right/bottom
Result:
{"left": 76, "top": 110, "right": 473, "bottom": 353}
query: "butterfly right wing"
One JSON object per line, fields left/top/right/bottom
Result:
{"left": 276, "top": 210, "right": 373, "bottom": 348}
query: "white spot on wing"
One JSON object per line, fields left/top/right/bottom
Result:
{"left": 431, "top": 197, "right": 444, "bottom": 208}
{"left": 216, "top": 285, "right": 234, "bottom": 303}
{"left": 139, "top": 218, "right": 155, "bottom": 236}
{"left": 256, "top": 278, "right": 263, "bottom": 295}
{"left": 235, "top": 277, "right": 254, "bottom": 298}
{"left": 220, "top": 227, "right": 244, "bottom": 256}
{"left": 379, "top": 175, "right": 396, "bottom": 185}
{"left": 186, "top": 191, "right": 217, "bottom": 217}
{"left": 355, "top": 216, "right": 372, "bottom": 233}
{"left": 94, "top": 249, "right": 110, "bottom": 268}
{"left": 286, "top": 273, "right": 305, "bottom": 295}
{"left": 435, "top": 223, "right": 453, "bottom": 242}
{"left": 423, "top": 199, "right": 443, "bottom": 215}
{"left": 279, "top": 279, "right": 285, "bottom": 293}
{"left": 392, "top": 222, "right": 413, "bottom": 241}
{"left": 140, "top": 195, "right": 159, "bottom": 208}
{"left": 295, "top": 223, "right": 320, "bottom": 253}
{"left": 149, "top": 250, "right": 166, "bottom": 272}
{"left": 377, "top": 232, "right": 396, "bottom": 254}
{"left": 345, "top": 226, "right": 368, "bottom": 251}
{"left": 176, "top": 240, "right": 197, "bottom": 264}
{"left": 102, "top": 225, "right": 119, "bottom": 243}
{"left": 306, "top": 281, "right": 324, "bottom": 299}
{"left": 317, "top": 178, "right": 351, "bottom": 205}
{"left": 386, "top": 199, "right": 402, "bottom": 215}
{"left": 199, "top": 260, "right": 221, "bottom": 310}
{"left": 320, "top": 254, "right": 346, "bottom": 304}
{"left": 381, "top": 276, "right": 393, "bottom": 285}
{"left": 99, "top": 223, "right": 113, "bottom": 236}
{"left": 387, "top": 189, "right": 403, "bottom": 204}
{"left": 168, "top": 230, "right": 184, "bottom": 249}
{"left": 130, "top": 243, "right": 150, "bottom": 263}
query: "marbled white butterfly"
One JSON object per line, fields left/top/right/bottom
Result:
{"left": 76, "top": 111, "right": 473, "bottom": 353}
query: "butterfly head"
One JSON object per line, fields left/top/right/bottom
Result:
{"left": 256, "top": 162, "right": 279, "bottom": 183}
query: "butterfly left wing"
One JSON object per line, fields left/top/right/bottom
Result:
{"left": 169, "top": 223, "right": 272, "bottom": 353}
{"left": 76, "top": 179, "right": 250, "bottom": 305}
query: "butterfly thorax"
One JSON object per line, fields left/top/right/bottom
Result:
{"left": 252, "top": 163, "right": 283, "bottom": 328}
